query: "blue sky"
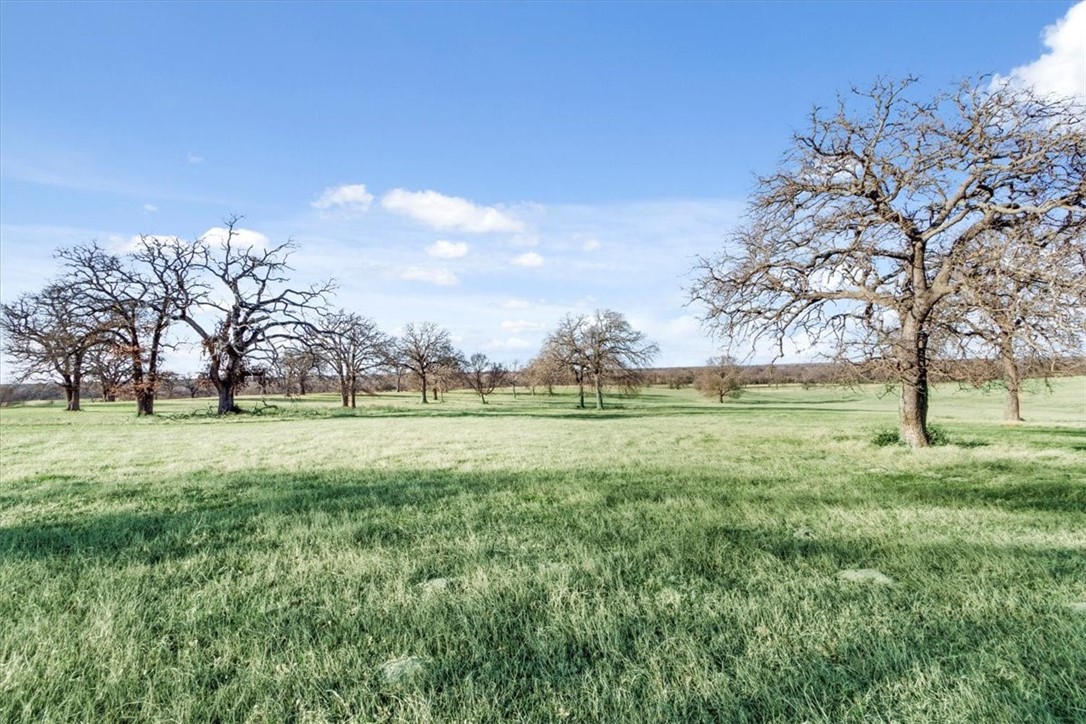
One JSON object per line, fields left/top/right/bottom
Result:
{"left": 2, "top": 1, "right": 1083, "bottom": 372}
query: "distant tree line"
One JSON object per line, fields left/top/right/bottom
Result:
{"left": 1, "top": 216, "right": 660, "bottom": 413}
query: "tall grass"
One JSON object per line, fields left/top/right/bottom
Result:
{"left": 1, "top": 380, "right": 1084, "bottom": 722}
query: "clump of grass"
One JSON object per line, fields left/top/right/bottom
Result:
{"left": 870, "top": 424, "right": 989, "bottom": 448}
{"left": 871, "top": 428, "right": 903, "bottom": 447}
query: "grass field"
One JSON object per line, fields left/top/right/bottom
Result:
{"left": 1, "top": 379, "right": 1084, "bottom": 722}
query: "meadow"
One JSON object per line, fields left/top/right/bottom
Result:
{"left": 1, "top": 379, "right": 1084, "bottom": 723}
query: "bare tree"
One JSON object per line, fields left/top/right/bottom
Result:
{"left": 57, "top": 236, "right": 199, "bottom": 415}
{"left": 524, "top": 353, "right": 569, "bottom": 395}
{"left": 695, "top": 356, "right": 744, "bottom": 403}
{"left": 938, "top": 225, "right": 1085, "bottom": 422}
{"left": 394, "top": 322, "right": 459, "bottom": 404}
{"left": 155, "top": 370, "right": 182, "bottom": 399}
{"left": 508, "top": 358, "right": 521, "bottom": 400}
{"left": 541, "top": 314, "right": 592, "bottom": 408}
{"left": 177, "top": 374, "right": 214, "bottom": 399}
{"left": 0, "top": 281, "right": 107, "bottom": 411}
{"left": 461, "top": 353, "right": 509, "bottom": 404}
{"left": 313, "top": 310, "right": 389, "bottom": 408}
{"left": 85, "top": 343, "right": 131, "bottom": 402}
{"left": 431, "top": 360, "right": 462, "bottom": 402}
{"left": 279, "top": 344, "right": 322, "bottom": 396}
{"left": 580, "top": 310, "right": 659, "bottom": 409}
{"left": 542, "top": 310, "right": 659, "bottom": 409}
{"left": 690, "top": 77, "right": 1085, "bottom": 446}
{"left": 176, "top": 217, "right": 335, "bottom": 415}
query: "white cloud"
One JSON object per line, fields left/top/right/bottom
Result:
{"left": 500, "top": 320, "right": 547, "bottom": 333}
{"left": 142, "top": 203, "right": 158, "bottom": 213}
{"left": 426, "top": 240, "right": 469, "bottom": 259}
{"left": 512, "top": 251, "right": 544, "bottom": 268}
{"left": 381, "top": 188, "right": 525, "bottom": 233}
{"left": 399, "top": 266, "right": 459, "bottom": 286}
{"left": 200, "top": 226, "right": 270, "bottom": 250}
{"left": 187, "top": 153, "right": 205, "bottom": 164}
{"left": 312, "top": 183, "right": 374, "bottom": 213}
{"left": 997, "top": 1, "right": 1086, "bottom": 103}
{"left": 502, "top": 298, "right": 532, "bottom": 309}
{"left": 581, "top": 237, "right": 602, "bottom": 252}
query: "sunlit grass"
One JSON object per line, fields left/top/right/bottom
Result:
{"left": 1, "top": 379, "right": 1084, "bottom": 721}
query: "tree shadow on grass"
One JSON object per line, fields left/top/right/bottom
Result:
{"left": 3, "top": 454, "right": 1083, "bottom": 567}
{"left": 0, "top": 468, "right": 523, "bottom": 564}
{"left": 874, "top": 461, "right": 1086, "bottom": 514}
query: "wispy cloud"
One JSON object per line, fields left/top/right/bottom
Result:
{"left": 142, "top": 203, "right": 158, "bottom": 213}
{"left": 398, "top": 266, "right": 459, "bottom": 286}
{"left": 312, "top": 183, "right": 374, "bottom": 214}
{"left": 187, "top": 153, "right": 205, "bottom": 164}
{"left": 502, "top": 298, "right": 533, "bottom": 309}
{"left": 382, "top": 188, "right": 525, "bottom": 233}
{"left": 426, "top": 240, "right": 469, "bottom": 259}
{"left": 0, "top": 156, "right": 225, "bottom": 205}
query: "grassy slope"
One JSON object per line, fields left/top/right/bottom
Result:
{"left": 1, "top": 379, "right": 1084, "bottom": 722}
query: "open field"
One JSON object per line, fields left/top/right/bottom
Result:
{"left": 1, "top": 379, "right": 1084, "bottom": 722}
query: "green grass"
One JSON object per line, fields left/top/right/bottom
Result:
{"left": 1, "top": 379, "right": 1084, "bottom": 722}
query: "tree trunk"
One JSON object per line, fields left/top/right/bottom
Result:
{"left": 63, "top": 372, "right": 82, "bottom": 412}
{"left": 210, "top": 356, "right": 244, "bottom": 415}
{"left": 594, "top": 374, "right": 604, "bottom": 410}
{"left": 1001, "top": 341, "right": 1023, "bottom": 423}
{"left": 420, "top": 374, "right": 428, "bottom": 404}
{"left": 898, "top": 322, "right": 931, "bottom": 447}
{"left": 128, "top": 339, "right": 154, "bottom": 416}
{"left": 216, "top": 382, "right": 242, "bottom": 415}
{"left": 136, "top": 388, "right": 155, "bottom": 416}
{"left": 340, "top": 378, "right": 350, "bottom": 407}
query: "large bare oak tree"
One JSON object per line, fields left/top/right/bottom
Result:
{"left": 690, "top": 77, "right": 1085, "bottom": 446}
{"left": 176, "top": 218, "right": 334, "bottom": 414}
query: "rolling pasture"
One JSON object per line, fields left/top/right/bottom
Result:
{"left": 1, "top": 380, "right": 1084, "bottom": 722}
